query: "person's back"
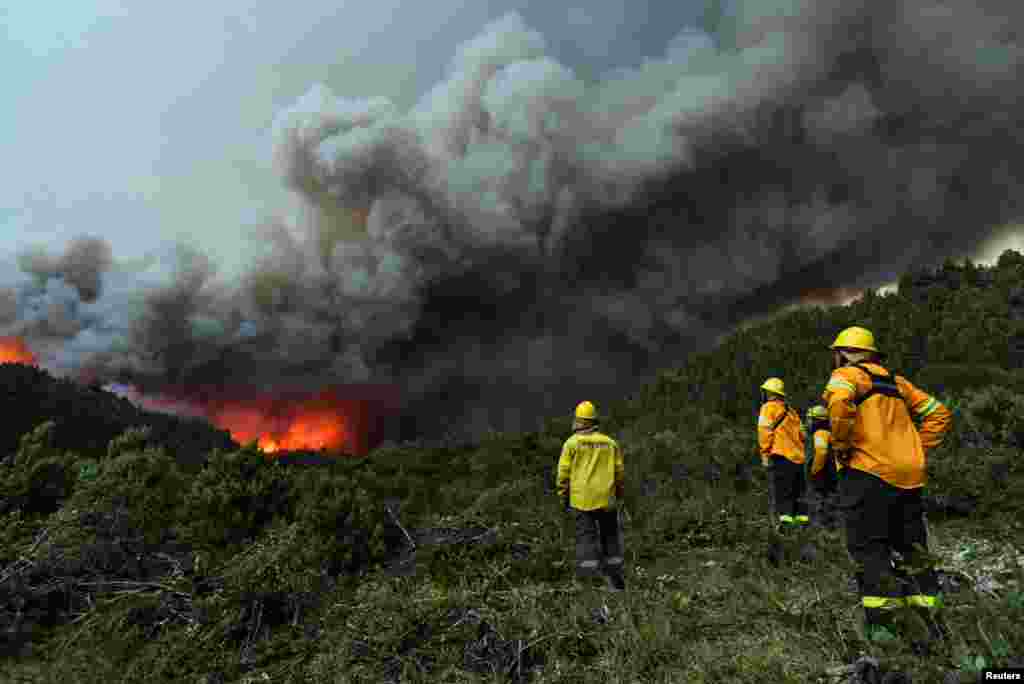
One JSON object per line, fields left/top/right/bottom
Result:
{"left": 757, "top": 378, "right": 809, "bottom": 529}
{"left": 557, "top": 401, "right": 626, "bottom": 592}
{"left": 826, "top": 360, "right": 949, "bottom": 488}
{"left": 560, "top": 428, "right": 622, "bottom": 511}
{"left": 821, "top": 326, "right": 953, "bottom": 647}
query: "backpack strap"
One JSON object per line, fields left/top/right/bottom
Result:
{"left": 769, "top": 403, "right": 792, "bottom": 431}
{"left": 849, "top": 363, "right": 909, "bottom": 409}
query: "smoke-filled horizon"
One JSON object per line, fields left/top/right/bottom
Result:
{"left": 3, "top": 2, "right": 1024, "bottom": 441}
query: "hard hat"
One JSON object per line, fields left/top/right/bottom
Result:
{"left": 806, "top": 405, "right": 828, "bottom": 420}
{"left": 574, "top": 401, "right": 598, "bottom": 421}
{"left": 829, "top": 326, "right": 880, "bottom": 353}
{"left": 759, "top": 378, "right": 785, "bottom": 397}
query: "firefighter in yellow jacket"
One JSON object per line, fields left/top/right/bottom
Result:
{"left": 822, "top": 326, "right": 953, "bottom": 644}
{"left": 556, "top": 401, "right": 626, "bottom": 591}
{"left": 805, "top": 405, "right": 840, "bottom": 529}
{"left": 757, "top": 378, "right": 808, "bottom": 529}
{"left": 806, "top": 405, "right": 836, "bottom": 485}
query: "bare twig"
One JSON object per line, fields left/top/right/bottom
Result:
{"left": 0, "top": 528, "right": 51, "bottom": 583}
{"left": 384, "top": 503, "right": 417, "bottom": 551}
{"left": 75, "top": 579, "right": 191, "bottom": 599}
{"left": 822, "top": 663, "right": 858, "bottom": 679}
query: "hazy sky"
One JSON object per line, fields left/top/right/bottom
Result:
{"left": 2, "top": 0, "right": 710, "bottom": 276}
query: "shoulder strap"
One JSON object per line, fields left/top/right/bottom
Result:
{"left": 849, "top": 363, "right": 908, "bottom": 409}
{"left": 769, "top": 403, "right": 791, "bottom": 431}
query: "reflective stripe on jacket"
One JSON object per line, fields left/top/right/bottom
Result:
{"left": 757, "top": 400, "right": 806, "bottom": 464}
{"left": 822, "top": 362, "right": 952, "bottom": 488}
{"left": 557, "top": 429, "right": 624, "bottom": 511}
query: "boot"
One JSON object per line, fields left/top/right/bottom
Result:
{"left": 863, "top": 607, "right": 898, "bottom": 644}
{"left": 604, "top": 568, "right": 626, "bottom": 592}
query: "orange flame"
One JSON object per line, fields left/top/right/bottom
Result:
{"left": 198, "top": 385, "right": 399, "bottom": 457}
{"left": 0, "top": 336, "right": 37, "bottom": 366}
{"left": 78, "top": 380, "right": 400, "bottom": 458}
{"left": 209, "top": 393, "right": 352, "bottom": 455}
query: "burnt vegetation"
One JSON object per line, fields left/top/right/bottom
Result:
{"left": 3, "top": 252, "right": 1024, "bottom": 683}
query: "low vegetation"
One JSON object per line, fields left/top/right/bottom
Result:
{"left": 2, "top": 252, "right": 1024, "bottom": 682}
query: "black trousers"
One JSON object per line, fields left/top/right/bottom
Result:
{"left": 573, "top": 508, "right": 624, "bottom": 581}
{"left": 839, "top": 468, "right": 940, "bottom": 625}
{"left": 770, "top": 455, "right": 807, "bottom": 519}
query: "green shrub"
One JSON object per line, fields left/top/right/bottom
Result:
{"left": 960, "top": 386, "right": 1024, "bottom": 446}
{"left": 72, "top": 442, "right": 188, "bottom": 544}
{"left": 0, "top": 421, "right": 80, "bottom": 517}
{"left": 917, "top": 363, "right": 1023, "bottom": 396}
{"left": 223, "top": 519, "right": 325, "bottom": 596}
{"left": 289, "top": 467, "right": 386, "bottom": 575}
{"left": 178, "top": 445, "right": 287, "bottom": 563}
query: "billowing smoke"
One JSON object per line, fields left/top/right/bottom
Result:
{"left": 4, "top": 1, "right": 1024, "bottom": 441}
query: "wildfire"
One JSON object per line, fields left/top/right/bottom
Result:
{"left": 101, "top": 381, "right": 399, "bottom": 458}
{"left": 0, "top": 336, "right": 37, "bottom": 366}
{"left": 209, "top": 392, "right": 352, "bottom": 455}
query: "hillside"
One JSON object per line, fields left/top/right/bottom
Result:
{"left": 2, "top": 252, "right": 1024, "bottom": 683}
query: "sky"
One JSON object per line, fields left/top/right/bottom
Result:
{"left": 1, "top": 0, "right": 714, "bottom": 277}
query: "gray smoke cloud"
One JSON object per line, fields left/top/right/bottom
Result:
{"left": 4, "top": 1, "right": 1024, "bottom": 440}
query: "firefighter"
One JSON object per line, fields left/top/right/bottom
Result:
{"left": 804, "top": 405, "right": 840, "bottom": 529}
{"left": 822, "top": 326, "right": 952, "bottom": 645}
{"left": 556, "top": 401, "right": 626, "bottom": 592}
{"left": 757, "top": 378, "right": 809, "bottom": 530}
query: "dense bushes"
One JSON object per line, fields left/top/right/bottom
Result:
{"left": 959, "top": 385, "right": 1024, "bottom": 447}
{"left": 179, "top": 446, "right": 288, "bottom": 560}
{"left": 0, "top": 421, "right": 79, "bottom": 518}
{"left": 632, "top": 251, "right": 1024, "bottom": 425}
{"left": 0, "top": 363, "right": 236, "bottom": 467}
{"left": 66, "top": 427, "right": 190, "bottom": 545}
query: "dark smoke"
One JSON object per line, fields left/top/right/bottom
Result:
{"left": 3, "top": 2, "right": 1023, "bottom": 441}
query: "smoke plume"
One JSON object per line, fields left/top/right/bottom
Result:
{"left": 4, "top": 1, "right": 1023, "bottom": 441}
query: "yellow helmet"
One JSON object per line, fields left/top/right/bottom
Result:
{"left": 806, "top": 405, "right": 828, "bottom": 420}
{"left": 759, "top": 378, "right": 785, "bottom": 397}
{"left": 574, "top": 401, "right": 598, "bottom": 421}
{"left": 829, "top": 326, "right": 879, "bottom": 353}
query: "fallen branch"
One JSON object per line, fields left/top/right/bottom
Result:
{"left": 75, "top": 579, "right": 192, "bottom": 599}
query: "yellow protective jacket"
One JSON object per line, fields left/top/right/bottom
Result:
{"left": 758, "top": 399, "right": 806, "bottom": 465}
{"left": 808, "top": 428, "right": 840, "bottom": 477}
{"left": 821, "top": 362, "right": 952, "bottom": 489}
{"left": 556, "top": 428, "right": 624, "bottom": 511}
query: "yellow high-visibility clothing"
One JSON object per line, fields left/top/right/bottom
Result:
{"left": 758, "top": 400, "right": 806, "bottom": 465}
{"left": 556, "top": 429, "right": 624, "bottom": 511}
{"left": 809, "top": 428, "right": 837, "bottom": 477}
{"left": 821, "top": 362, "right": 952, "bottom": 489}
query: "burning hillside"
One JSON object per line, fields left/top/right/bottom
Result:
{"left": 107, "top": 382, "right": 400, "bottom": 457}
{"left": 1, "top": 335, "right": 398, "bottom": 460}
{"left": 0, "top": 336, "right": 37, "bottom": 366}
